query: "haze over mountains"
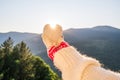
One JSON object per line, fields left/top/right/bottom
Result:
{"left": 0, "top": 25, "right": 120, "bottom": 75}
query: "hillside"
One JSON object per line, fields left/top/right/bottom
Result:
{"left": 0, "top": 32, "right": 44, "bottom": 55}
{"left": 0, "top": 26, "right": 120, "bottom": 76}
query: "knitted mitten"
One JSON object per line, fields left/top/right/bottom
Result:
{"left": 42, "top": 24, "right": 64, "bottom": 49}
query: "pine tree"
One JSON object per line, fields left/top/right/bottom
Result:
{"left": 16, "top": 41, "right": 33, "bottom": 80}
{"left": 0, "top": 37, "right": 14, "bottom": 80}
{"left": 1, "top": 37, "right": 13, "bottom": 54}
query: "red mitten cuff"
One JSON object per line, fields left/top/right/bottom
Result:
{"left": 48, "top": 42, "right": 69, "bottom": 60}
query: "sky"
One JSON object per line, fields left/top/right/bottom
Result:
{"left": 0, "top": 0, "right": 120, "bottom": 33}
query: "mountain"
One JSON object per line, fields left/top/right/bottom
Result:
{"left": 0, "top": 26, "right": 120, "bottom": 76}
{"left": 0, "top": 31, "right": 45, "bottom": 55}
{"left": 93, "top": 26, "right": 120, "bottom": 32}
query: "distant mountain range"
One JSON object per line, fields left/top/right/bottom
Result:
{"left": 0, "top": 31, "right": 44, "bottom": 55}
{"left": 0, "top": 25, "right": 120, "bottom": 75}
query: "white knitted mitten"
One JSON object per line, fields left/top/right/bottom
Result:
{"left": 42, "top": 24, "right": 64, "bottom": 49}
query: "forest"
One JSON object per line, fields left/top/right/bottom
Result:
{"left": 0, "top": 37, "right": 60, "bottom": 80}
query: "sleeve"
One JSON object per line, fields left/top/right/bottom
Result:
{"left": 53, "top": 46, "right": 101, "bottom": 80}
{"left": 82, "top": 65, "right": 120, "bottom": 80}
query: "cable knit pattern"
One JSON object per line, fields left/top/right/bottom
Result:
{"left": 54, "top": 46, "right": 101, "bottom": 80}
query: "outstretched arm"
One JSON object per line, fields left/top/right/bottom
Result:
{"left": 42, "top": 24, "right": 120, "bottom": 80}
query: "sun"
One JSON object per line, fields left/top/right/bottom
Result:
{"left": 50, "top": 23, "right": 57, "bottom": 29}
{"left": 46, "top": 19, "right": 61, "bottom": 29}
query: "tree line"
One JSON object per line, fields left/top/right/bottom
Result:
{"left": 0, "top": 37, "right": 60, "bottom": 80}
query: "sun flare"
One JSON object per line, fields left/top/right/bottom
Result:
{"left": 47, "top": 21, "right": 59, "bottom": 29}
{"left": 50, "top": 23, "right": 57, "bottom": 29}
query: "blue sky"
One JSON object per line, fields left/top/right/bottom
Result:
{"left": 0, "top": 0, "right": 120, "bottom": 33}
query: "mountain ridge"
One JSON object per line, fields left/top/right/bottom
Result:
{"left": 0, "top": 25, "right": 120, "bottom": 76}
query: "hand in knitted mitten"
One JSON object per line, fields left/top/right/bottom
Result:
{"left": 42, "top": 24, "right": 64, "bottom": 49}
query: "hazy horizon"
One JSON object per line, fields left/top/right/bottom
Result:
{"left": 0, "top": 0, "right": 120, "bottom": 33}
{"left": 0, "top": 25, "right": 119, "bottom": 34}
